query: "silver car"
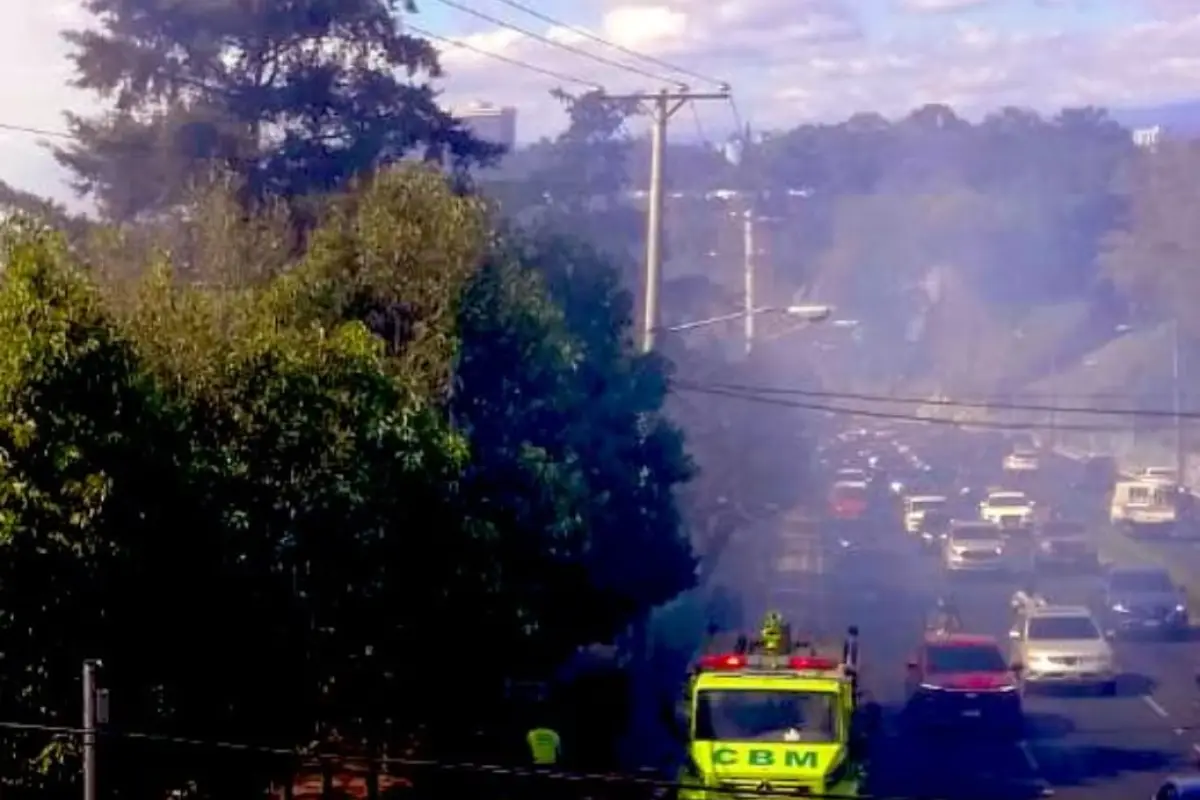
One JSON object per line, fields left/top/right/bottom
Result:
{"left": 943, "top": 521, "right": 1007, "bottom": 572}
{"left": 1009, "top": 605, "right": 1116, "bottom": 693}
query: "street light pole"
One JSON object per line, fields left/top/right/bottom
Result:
{"left": 743, "top": 210, "right": 755, "bottom": 356}
{"left": 662, "top": 304, "right": 831, "bottom": 333}
{"left": 1173, "top": 318, "right": 1185, "bottom": 483}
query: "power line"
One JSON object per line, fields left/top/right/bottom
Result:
{"left": 0, "top": 121, "right": 73, "bottom": 140}
{"left": 428, "top": 0, "right": 679, "bottom": 84}
{"left": 674, "top": 383, "right": 1143, "bottom": 432}
{"left": 406, "top": 22, "right": 600, "bottom": 88}
{"left": 491, "top": 0, "right": 728, "bottom": 88}
{"left": 689, "top": 381, "right": 1200, "bottom": 420}
{"left": 8, "top": 716, "right": 1197, "bottom": 784}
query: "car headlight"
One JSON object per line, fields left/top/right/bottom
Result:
{"left": 1111, "top": 603, "right": 1128, "bottom": 613}
{"left": 1176, "top": 604, "right": 1187, "bottom": 613}
{"left": 993, "top": 547, "right": 1004, "bottom": 555}
{"left": 921, "top": 532, "right": 933, "bottom": 540}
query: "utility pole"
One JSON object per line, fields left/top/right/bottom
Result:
{"left": 82, "top": 659, "right": 103, "bottom": 800}
{"left": 742, "top": 209, "right": 755, "bottom": 356}
{"left": 1173, "top": 318, "right": 1185, "bottom": 483}
{"left": 603, "top": 87, "right": 730, "bottom": 352}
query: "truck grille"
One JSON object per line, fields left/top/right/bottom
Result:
{"left": 719, "top": 780, "right": 814, "bottom": 796}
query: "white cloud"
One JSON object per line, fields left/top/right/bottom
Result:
{"left": 898, "top": 0, "right": 992, "bottom": 12}
{"left": 5, "top": 0, "right": 1200, "bottom": 208}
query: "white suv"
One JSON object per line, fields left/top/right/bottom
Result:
{"left": 1009, "top": 605, "right": 1115, "bottom": 694}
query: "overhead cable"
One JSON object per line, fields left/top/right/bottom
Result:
{"left": 492, "top": 0, "right": 728, "bottom": 87}
{"left": 673, "top": 383, "right": 1151, "bottom": 432}
{"left": 684, "top": 381, "right": 1200, "bottom": 420}
{"left": 406, "top": 22, "right": 601, "bottom": 88}
{"left": 428, "top": 0, "right": 681, "bottom": 84}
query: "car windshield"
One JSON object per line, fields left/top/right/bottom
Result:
{"left": 832, "top": 484, "right": 866, "bottom": 501}
{"left": 926, "top": 645, "right": 1007, "bottom": 673}
{"left": 693, "top": 689, "right": 838, "bottom": 743}
{"left": 910, "top": 499, "right": 944, "bottom": 512}
{"left": 951, "top": 526, "right": 997, "bottom": 541}
{"left": 987, "top": 495, "right": 1027, "bottom": 507}
{"left": 1110, "top": 570, "right": 1174, "bottom": 593}
{"left": 1027, "top": 616, "right": 1100, "bottom": 640}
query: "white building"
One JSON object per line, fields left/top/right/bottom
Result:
{"left": 453, "top": 102, "right": 517, "bottom": 150}
{"left": 1132, "top": 125, "right": 1162, "bottom": 151}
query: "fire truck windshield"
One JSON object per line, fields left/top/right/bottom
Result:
{"left": 694, "top": 689, "right": 838, "bottom": 743}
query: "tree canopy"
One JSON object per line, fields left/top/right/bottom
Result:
{"left": 0, "top": 166, "right": 695, "bottom": 798}
{"left": 54, "top": 0, "right": 497, "bottom": 220}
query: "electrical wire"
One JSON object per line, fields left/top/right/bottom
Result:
{"left": 0, "top": 121, "right": 73, "bottom": 139}
{"left": 683, "top": 381, "right": 1200, "bottom": 420}
{"left": 8, "top": 714, "right": 1200, "bottom": 789}
{"left": 428, "top": 0, "right": 679, "bottom": 84}
{"left": 491, "top": 0, "right": 727, "bottom": 88}
{"left": 673, "top": 383, "right": 1149, "bottom": 432}
{"left": 406, "top": 22, "right": 600, "bottom": 88}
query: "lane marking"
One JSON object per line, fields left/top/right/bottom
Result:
{"left": 1143, "top": 695, "right": 1170, "bottom": 718}
{"left": 1019, "top": 741, "right": 1040, "bottom": 770}
{"left": 1018, "top": 742, "right": 1054, "bottom": 796}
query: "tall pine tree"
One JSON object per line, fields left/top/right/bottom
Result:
{"left": 55, "top": 0, "right": 496, "bottom": 220}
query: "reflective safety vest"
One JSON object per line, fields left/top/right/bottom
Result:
{"left": 526, "top": 727, "right": 561, "bottom": 765}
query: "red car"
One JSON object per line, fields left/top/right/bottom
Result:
{"left": 903, "top": 633, "right": 1023, "bottom": 736}
{"left": 829, "top": 480, "right": 868, "bottom": 520}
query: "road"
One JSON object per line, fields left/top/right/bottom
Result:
{"left": 754, "top": 436, "right": 1200, "bottom": 800}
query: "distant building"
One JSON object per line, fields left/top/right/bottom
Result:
{"left": 453, "top": 102, "right": 517, "bottom": 151}
{"left": 1132, "top": 125, "right": 1162, "bottom": 151}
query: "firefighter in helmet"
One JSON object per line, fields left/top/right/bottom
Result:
{"left": 761, "top": 611, "right": 787, "bottom": 653}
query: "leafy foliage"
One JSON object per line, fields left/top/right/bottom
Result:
{"left": 54, "top": 0, "right": 497, "bottom": 220}
{"left": 0, "top": 165, "right": 695, "bottom": 797}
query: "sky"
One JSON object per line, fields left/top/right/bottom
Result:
{"left": 3, "top": 0, "right": 1200, "bottom": 209}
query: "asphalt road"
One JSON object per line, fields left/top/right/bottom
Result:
{"left": 757, "top": 438, "right": 1200, "bottom": 800}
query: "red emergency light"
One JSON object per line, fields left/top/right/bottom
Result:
{"left": 698, "top": 653, "right": 747, "bottom": 670}
{"left": 788, "top": 656, "right": 838, "bottom": 671}
{"left": 697, "top": 653, "right": 840, "bottom": 672}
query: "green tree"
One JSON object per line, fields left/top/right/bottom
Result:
{"left": 0, "top": 166, "right": 701, "bottom": 796}
{"left": 1100, "top": 140, "right": 1200, "bottom": 333}
{"left": 55, "top": 0, "right": 495, "bottom": 220}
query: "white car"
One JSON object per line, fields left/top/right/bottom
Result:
{"left": 1009, "top": 605, "right": 1115, "bottom": 693}
{"left": 904, "top": 495, "right": 947, "bottom": 534}
{"left": 943, "top": 522, "right": 1007, "bottom": 572}
{"left": 1139, "top": 466, "right": 1179, "bottom": 486}
{"left": 1003, "top": 451, "right": 1039, "bottom": 472}
{"left": 980, "top": 491, "right": 1035, "bottom": 530}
